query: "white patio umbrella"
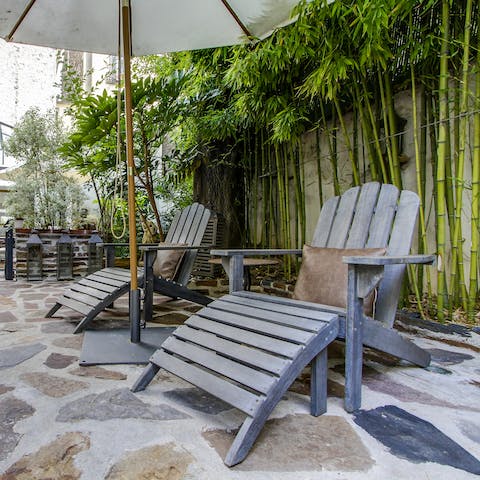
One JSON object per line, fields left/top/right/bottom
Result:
{"left": 0, "top": 0, "right": 308, "bottom": 344}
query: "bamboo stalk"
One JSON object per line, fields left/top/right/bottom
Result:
{"left": 410, "top": 64, "right": 430, "bottom": 318}
{"left": 468, "top": 11, "right": 480, "bottom": 321}
{"left": 320, "top": 101, "right": 340, "bottom": 195}
{"left": 290, "top": 143, "right": 300, "bottom": 248}
{"left": 377, "top": 71, "right": 396, "bottom": 186}
{"left": 297, "top": 141, "right": 307, "bottom": 246}
{"left": 315, "top": 126, "right": 324, "bottom": 206}
{"left": 435, "top": 0, "right": 451, "bottom": 322}
{"left": 449, "top": 0, "right": 472, "bottom": 312}
{"left": 357, "top": 78, "right": 387, "bottom": 181}
{"left": 252, "top": 131, "right": 259, "bottom": 247}
{"left": 261, "top": 129, "right": 268, "bottom": 247}
{"left": 283, "top": 144, "right": 292, "bottom": 278}
{"left": 384, "top": 73, "right": 403, "bottom": 190}
{"left": 275, "top": 144, "right": 286, "bottom": 251}
{"left": 268, "top": 145, "right": 276, "bottom": 247}
{"left": 333, "top": 96, "right": 360, "bottom": 185}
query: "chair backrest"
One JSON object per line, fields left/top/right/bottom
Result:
{"left": 165, "top": 203, "right": 211, "bottom": 285}
{"left": 311, "top": 182, "right": 419, "bottom": 327}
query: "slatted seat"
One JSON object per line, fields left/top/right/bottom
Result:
{"left": 133, "top": 293, "right": 339, "bottom": 466}
{"left": 46, "top": 203, "right": 213, "bottom": 332}
{"left": 132, "top": 182, "right": 435, "bottom": 466}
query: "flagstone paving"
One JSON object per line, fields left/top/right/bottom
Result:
{"left": 0, "top": 276, "right": 479, "bottom": 479}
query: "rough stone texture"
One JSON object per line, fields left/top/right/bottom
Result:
{"left": 457, "top": 420, "right": 480, "bottom": 444}
{"left": 427, "top": 336, "right": 480, "bottom": 354}
{"left": 88, "top": 318, "right": 130, "bottom": 330}
{"left": 0, "top": 397, "right": 35, "bottom": 461}
{"left": 288, "top": 369, "right": 344, "bottom": 398}
{"left": 354, "top": 405, "right": 480, "bottom": 475}
{"left": 0, "top": 343, "right": 46, "bottom": 369}
{"left": 70, "top": 366, "right": 127, "bottom": 381}
{"left": 363, "top": 348, "right": 403, "bottom": 367}
{"left": 23, "top": 302, "right": 41, "bottom": 311}
{"left": 44, "top": 353, "right": 78, "bottom": 369}
{"left": 163, "top": 387, "right": 233, "bottom": 415}
{"left": 14, "top": 229, "right": 100, "bottom": 279}
{"left": 0, "top": 432, "right": 90, "bottom": 480}
{"left": 151, "top": 312, "right": 190, "bottom": 325}
{"left": 425, "top": 365, "right": 453, "bottom": 375}
{"left": 20, "top": 372, "right": 88, "bottom": 398}
{"left": 41, "top": 321, "right": 76, "bottom": 334}
{"left": 104, "top": 443, "right": 193, "bottom": 480}
{"left": 56, "top": 388, "right": 190, "bottom": 422}
{"left": 20, "top": 294, "right": 49, "bottom": 301}
{"left": 0, "top": 312, "right": 17, "bottom": 323}
{"left": 181, "top": 304, "right": 203, "bottom": 313}
{"left": 362, "top": 369, "right": 480, "bottom": 411}
{"left": 51, "top": 336, "right": 83, "bottom": 351}
{"left": 0, "top": 385, "right": 14, "bottom": 396}
{"left": 427, "top": 348, "right": 474, "bottom": 365}
{"left": 25, "top": 316, "right": 56, "bottom": 323}
{"left": 203, "top": 414, "right": 374, "bottom": 472}
{"left": 0, "top": 297, "right": 16, "bottom": 309}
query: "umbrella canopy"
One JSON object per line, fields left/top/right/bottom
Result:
{"left": 0, "top": 0, "right": 303, "bottom": 54}
{"left": 0, "top": 0, "right": 308, "bottom": 342}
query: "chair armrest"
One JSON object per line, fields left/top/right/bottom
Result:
{"left": 100, "top": 242, "right": 158, "bottom": 248}
{"left": 342, "top": 254, "right": 436, "bottom": 266}
{"left": 100, "top": 242, "right": 130, "bottom": 247}
{"left": 210, "top": 248, "right": 302, "bottom": 257}
{"left": 140, "top": 244, "right": 215, "bottom": 252}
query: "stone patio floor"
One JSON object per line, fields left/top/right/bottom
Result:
{"left": 0, "top": 276, "right": 479, "bottom": 479}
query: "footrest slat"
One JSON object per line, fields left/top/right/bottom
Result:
{"left": 152, "top": 350, "right": 263, "bottom": 416}
{"left": 162, "top": 336, "right": 277, "bottom": 394}
{"left": 173, "top": 325, "right": 289, "bottom": 375}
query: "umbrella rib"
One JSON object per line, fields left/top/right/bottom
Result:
{"left": 220, "top": 0, "right": 252, "bottom": 38}
{"left": 6, "top": 0, "right": 37, "bottom": 41}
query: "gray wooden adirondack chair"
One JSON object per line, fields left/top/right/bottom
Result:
{"left": 46, "top": 203, "right": 213, "bottom": 333}
{"left": 132, "top": 183, "right": 435, "bottom": 466}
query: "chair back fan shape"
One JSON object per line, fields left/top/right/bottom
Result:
{"left": 312, "top": 183, "right": 419, "bottom": 327}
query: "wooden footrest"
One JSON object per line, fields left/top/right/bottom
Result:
{"left": 140, "top": 292, "right": 339, "bottom": 465}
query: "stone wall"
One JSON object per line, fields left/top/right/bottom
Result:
{"left": 14, "top": 229, "right": 100, "bottom": 280}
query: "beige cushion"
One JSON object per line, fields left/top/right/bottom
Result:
{"left": 152, "top": 243, "right": 187, "bottom": 279}
{"left": 293, "top": 245, "right": 386, "bottom": 316}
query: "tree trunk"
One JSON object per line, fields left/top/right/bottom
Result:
{"left": 193, "top": 148, "right": 245, "bottom": 248}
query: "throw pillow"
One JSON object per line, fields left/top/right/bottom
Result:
{"left": 152, "top": 242, "right": 187, "bottom": 279}
{"left": 293, "top": 245, "right": 386, "bottom": 316}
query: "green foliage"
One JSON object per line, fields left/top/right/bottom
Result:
{"left": 61, "top": 69, "right": 190, "bottom": 238}
{"left": 4, "top": 108, "right": 85, "bottom": 229}
{"left": 56, "top": 0, "right": 479, "bottom": 316}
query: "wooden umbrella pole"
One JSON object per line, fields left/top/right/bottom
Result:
{"left": 122, "top": 0, "right": 141, "bottom": 342}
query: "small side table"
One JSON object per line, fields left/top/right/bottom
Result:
{"left": 208, "top": 257, "right": 278, "bottom": 290}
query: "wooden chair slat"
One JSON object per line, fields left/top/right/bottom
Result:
{"left": 326, "top": 186, "right": 360, "bottom": 248}
{"left": 345, "top": 182, "right": 381, "bottom": 248}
